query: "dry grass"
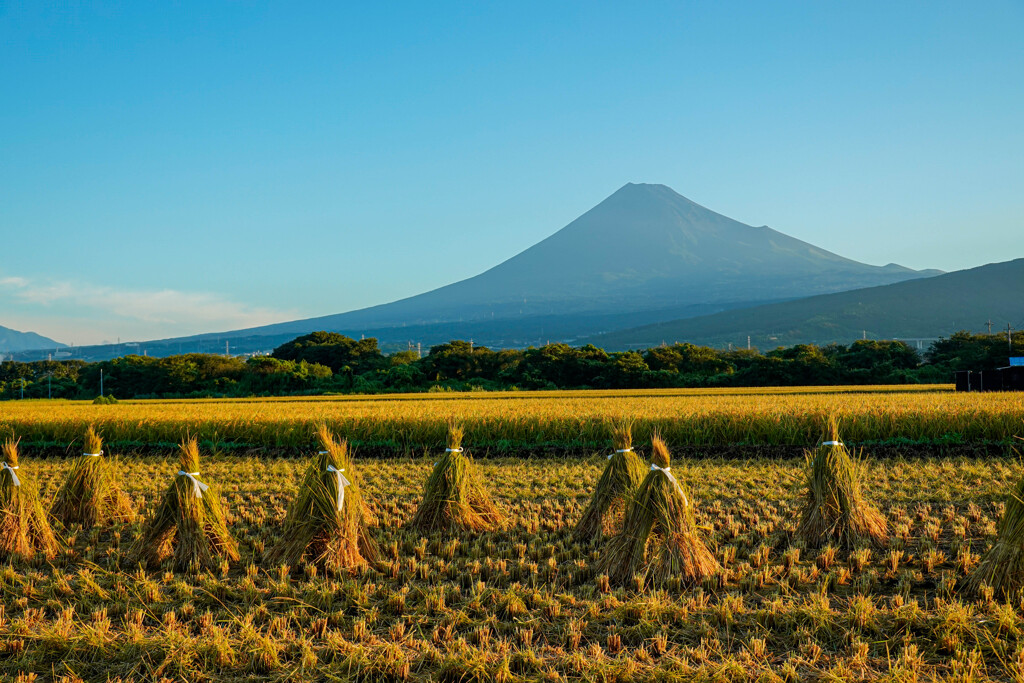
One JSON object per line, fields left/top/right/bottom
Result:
{"left": 130, "top": 437, "right": 240, "bottom": 571}
{"left": 51, "top": 425, "right": 135, "bottom": 528}
{"left": 0, "top": 450, "right": 1021, "bottom": 681}
{"left": 797, "top": 418, "right": 888, "bottom": 549}
{"left": 0, "top": 437, "right": 61, "bottom": 560}
{"left": 268, "top": 425, "right": 378, "bottom": 571}
{"left": 408, "top": 423, "right": 505, "bottom": 532}
{"left": 970, "top": 457, "right": 1024, "bottom": 597}
{"left": 573, "top": 422, "right": 646, "bottom": 543}
{"left": 598, "top": 434, "right": 718, "bottom": 586}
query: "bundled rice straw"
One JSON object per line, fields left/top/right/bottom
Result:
{"left": 268, "top": 425, "right": 379, "bottom": 570}
{"left": 0, "top": 437, "right": 62, "bottom": 561}
{"left": 573, "top": 422, "right": 646, "bottom": 543}
{"left": 797, "top": 417, "right": 887, "bottom": 549}
{"left": 52, "top": 425, "right": 134, "bottom": 528}
{"left": 131, "top": 437, "right": 239, "bottom": 571}
{"left": 408, "top": 423, "right": 505, "bottom": 532}
{"left": 970, "top": 463, "right": 1024, "bottom": 597}
{"left": 598, "top": 434, "right": 718, "bottom": 586}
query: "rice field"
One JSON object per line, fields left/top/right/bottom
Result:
{"left": 2, "top": 385, "right": 1022, "bottom": 452}
{"left": 3, "top": 450, "right": 1024, "bottom": 681}
{"left": 3, "top": 387, "right": 1024, "bottom": 681}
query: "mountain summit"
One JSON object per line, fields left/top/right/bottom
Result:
{"left": 35, "top": 183, "right": 943, "bottom": 359}
{"left": 239, "top": 183, "right": 940, "bottom": 339}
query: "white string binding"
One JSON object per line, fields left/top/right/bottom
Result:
{"left": 326, "top": 465, "right": 351, "bottom": 511}
{"left": 445, "top": 448, "right": 463, "bottom": 453}
{"left": 2, "top": 463, "right": 19, "bottom": 487}
{"left": 821, "top": 441, "right": 843, "bottom": 446}
{"left": 650, "top": 463, "right": 687, "bottom": 506}
{"left": 84, "top": 451, "right": 103, "bottom": 457}
{"left": 608, "top": 448, "right": 632, "bottom": 460}
{"left": 177, "top": 471, "right": 209, "bottom": 499}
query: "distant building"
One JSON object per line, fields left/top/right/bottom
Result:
{"left": 956, "top": 357, "right": 1024, "bottom": 391}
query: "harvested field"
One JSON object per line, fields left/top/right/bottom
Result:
{"left": 2, "top": 450, "right": 1024, "bottom": 681}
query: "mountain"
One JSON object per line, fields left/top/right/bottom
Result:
{"left": 0, "top": 325, "right": 64, "bottom": 354}
{"left": 200, "top": 183, "right": 940, "bottom": 341}
{"left": 12, "top": 183, "right": 944, "bottom": 361}
{"left": 590, "top": 258, "right": 1024, "bottom": 350}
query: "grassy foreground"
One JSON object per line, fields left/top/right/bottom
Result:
{"left": 4, "top": 451, "right": 1024, "bottom": 681}
{"left": 3, "top": 385, "right": 1023, "bottom": 451}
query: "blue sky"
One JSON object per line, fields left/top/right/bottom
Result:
{"left": 2, "top": 1, "right": 1022, "bottom": 345}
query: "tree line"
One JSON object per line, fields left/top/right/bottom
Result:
{"left": 1, "top": 330, "right": 1019, "bottom": 400}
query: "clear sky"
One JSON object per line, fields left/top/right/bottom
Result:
{"left": 2, "top": 1, "right": 1022, "bottom": 345}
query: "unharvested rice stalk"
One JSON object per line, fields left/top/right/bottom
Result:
{"left": 573, "top": 422, "right": 646, "bottom": 543}
{"left": 408, "top": 423, "right": 505, "bottom": 532}
{"left": 0, "top": 437, "right": 62, "bottom": 561}
{"left": 797, "top": 417, "right": 887, "bottom": 549}
{"left": 970, "top": 465, "right": 1024, "bottom": 597}
{"left": 598, "top": 434, "right": 718, "bottom": 585}
{"left": 51, "top": 425, "right": 134, "bottom": 528}
{"left": 268, "top": 426, "right": 379, "bottom": 570}
{"left": 131, "top": 437, "right": 239, "bottom": 571}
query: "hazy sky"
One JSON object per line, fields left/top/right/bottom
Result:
{"left": 2, "top": 2, "right": 1022, "bottom": 345}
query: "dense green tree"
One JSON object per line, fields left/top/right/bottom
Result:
{"left": 272, "top": 332, "right": 385, "bottom": 374}
{"left": 6, "top": 330, "right": 1008, "bottom": 400}
{"left": 645, "top": 343, "right": 730, "bottom": 376}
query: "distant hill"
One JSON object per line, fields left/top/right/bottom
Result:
{"left": 0, "top": 325, "right": 64, "bottom": 354}
{"left": 590, "top": 258, "right": 1024, "bottom": 350}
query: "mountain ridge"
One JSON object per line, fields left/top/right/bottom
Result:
{"left": 0, "top": 325, "right": 65, "bottom": 354}
{"left": 589, "top": 258, "right": 1024, "bottom": 350}
{"left": 203, "top": 182, "right": 940, "bottom": 339}
{"left": 9, "top": 183, "right": 947, "bottom": 360}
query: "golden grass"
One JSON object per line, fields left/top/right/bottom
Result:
{"left": 408, "top": 423, "right": 505, "bottom": 532}
{"left": 268, "top": 426, "right": 378, "bottom": 571}
{"left": 598, "top": 435, "right": 718, "bottom": 586}
{"left": 51, "top": 425, "right": 135, "bottom": 528}
{"left": 573, "top": 422, "right": 646, "bottom": 543}
{"left": 797, "top": 418, "right": 888, "bottom": 549}
{"left": 0, "top": 437, "right": 61, "bottom": 560}
{"left": 130, "top": 437, "right": 239, "bottom": 571}
{"left": 0, "top": 451, "right": 1021, "bottom": 681}
{"left": 2, "top": 385, "right": 1019, "bottom": 452}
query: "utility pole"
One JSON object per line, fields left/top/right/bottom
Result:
{"left": 1009, "top": 324, "right": 1015, "bottom": 355}
{"left": 417, "top": 342, "right": 421, "bottom": 359}
{"left": 48, "top": 373, "right": 51, "bottom": 399}
{"left": 20, "top": 379, "right": 24, "bottom": 400}
{"left": 747, "top": 336, "right": 751, "bottom": 350}
{"left": 863, "top": 330, "right": 867, "bottom": 340}
{"left": 100, "top": 368, "right": 104, "bottom": 396}
{"left": 986, "top": 320, "right": 994, "bottom": 334}
{"left": 226, "top": 341, "right": 230, "bottom": 356}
